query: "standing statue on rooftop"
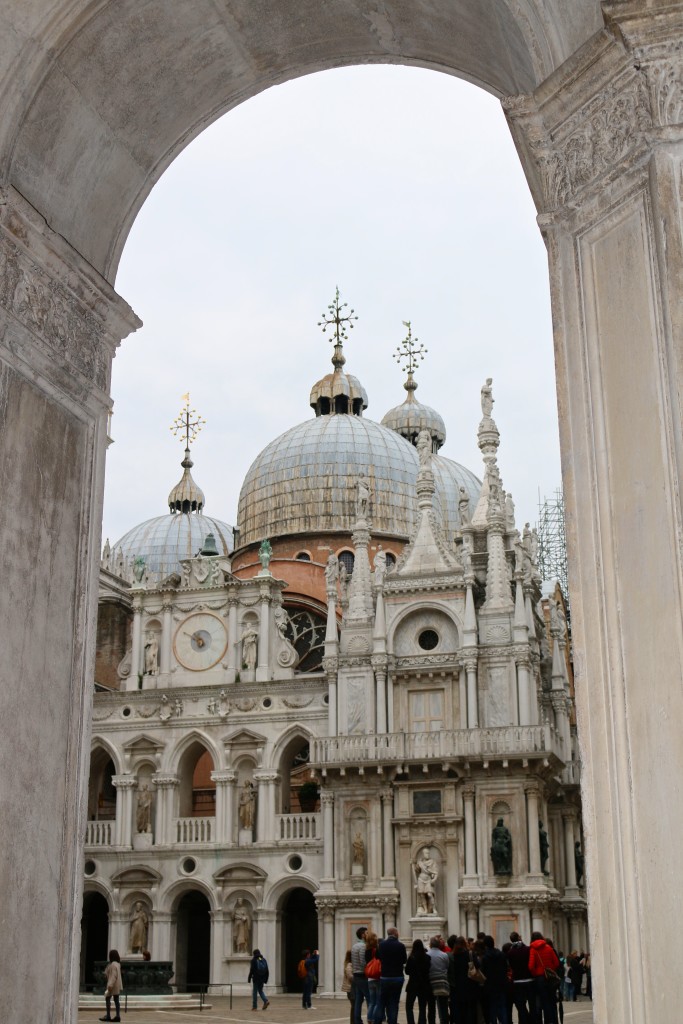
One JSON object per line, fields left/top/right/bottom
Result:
{"left": 481, "top": 377, "right": 494, "bottom": 417}
{"left": 355, "top": 473, "right": 371, "bottom": 519}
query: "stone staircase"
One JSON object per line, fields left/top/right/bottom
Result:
{"left": 78, "top": 993, "right": 211, "bottom": 1011}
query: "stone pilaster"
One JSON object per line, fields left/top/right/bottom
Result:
{"left": 211, "top": 769, "right": 237, "bottom": 844}
{"left": 112, "top": 774, "right": 137, "bottom": 848}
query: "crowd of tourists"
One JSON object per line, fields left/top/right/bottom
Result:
{"left": 344, "top": 925, "right": 591, "bottom": 1024}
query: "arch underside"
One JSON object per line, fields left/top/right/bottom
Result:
{"left": 1, "top": 0, "right": 601, "bottom": 279}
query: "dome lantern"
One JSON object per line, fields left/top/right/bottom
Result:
{"left": 167, "top": 395, "right": 206, "bottom": 514}
{"left": 381, "top": 321, "right": 446, "bottom": 450}
{"left": 310, "top": 287, "right": 368, "bottom": 417}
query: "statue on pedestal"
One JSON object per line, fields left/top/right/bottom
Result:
{"left": 136, "top": 783, "right": 152, "bottom": 834}
{"left": 130, "top": 901, "right": 149, "bottom": 953}
{"left": 539, "top": 821, "right": 550, "bottom": 875}
{"left": 324, "top": 550, "right": 339, "bottom": 591}
{"left": 373, "top": 546, "right": 387, "bottom": 587}
{"left": 458, "top": 486, "right": 471, "bottom": 526}
{"left": 144, "top": 633, "right": 158, "bottom": 675}
{"left": 490, "top": 818, "right": 512, "bottom": 875}
{"left": 239, "top": 779, "right": 256, "bottom": 830}
{"left": 240, "top": 624, "right": 258, "bottom": 671}
{"left": 575, "top": 841, "right": 585, "bottom": 886}
{"left": 414, "top": 847, "right": 438, "bottom": 915}
{"left": 258, "top": 539, "right": 272, "bottom": 573}
{"left": 355, "top": 474, "right": 371, "bottom": 519}
{"left": 352, "top": 831, "right": 365, "bottom": 867}
{"left": 481, "top": 377, "right": 494, "bottom": 417}
{"left": 233, "top": 898, "right": 252, "bottom": 954}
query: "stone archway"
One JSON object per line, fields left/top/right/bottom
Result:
{"left": 2, "top": 5, "right": 683, "bottom": 1023}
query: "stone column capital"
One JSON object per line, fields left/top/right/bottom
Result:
{"left": 152, "top": 773, "right": 179, "bottom": 789}
{"left": 111, "top": 774, "right": 137, "bottom": 789}
{"left": 211, "top": 770, "right": 237, "bottom": 785}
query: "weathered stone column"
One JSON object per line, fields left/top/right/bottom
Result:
{"left": 524, "top": 782, "right": 542, "bottom": 880}
{"left": 464, "top": 657, "right": 478, "bottom": 729}
{"left": 152, "top": 774, "right": 179, "bottom": 845}
{"left": 562, "top": 810, "right": 578, "bottom": 892}
{"left": 321, "top": 908, "right": 335, "bottom": 995}
{"left": 320, "top": 791, "right": 335, "bottom": 884}
{"left": 159, "top": 598, "right": 173, "bottom": 676}
{"left": 256, "top": 588, "right": 270, "bottom": 682}
{"left": 444, "top": 825, "right": 460, "bottom": 938}
{"left": 211, "top": 769, "right": 237, "bottom": 844}
{"left": 128, "top": 597, "right": 143, "bottom": 691}
{"left": 112, "top": 775, "right": 136, "bottom": 848}
{"left": 152, "top": 911, "right": 173, "bottom": 962}
{"left": 462, "top": 786, "right": 477, "bottom": 885}
{"left": 380, "top": 787, "right": 395, "bottom": 881}
{"left": 504, "top": 12, "right": 683, "bottom": 1019}
{"left": 253, "top": 770, "right": 278, "bottom": 842}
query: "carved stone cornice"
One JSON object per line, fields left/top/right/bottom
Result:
{"left": 458, "top": 891, "right": 557, "bottom": 907}
{"left": 315, "top": 893, "right": 399, "bottom": 913}
{"left": 0, "top": 189, "right": 139, "bottom": 404}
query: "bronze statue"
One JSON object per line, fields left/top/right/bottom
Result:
{"left": 490, "top": 818, "right": 512, "bottom": 875}
{"left": 539, "top": 820, "right": 550, "bottom": 875}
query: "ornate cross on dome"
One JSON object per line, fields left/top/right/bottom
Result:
{"left": 170, "top": 393, "right": 206, "bottom": 449}
{"left": 393, "top": 320, "right": 428, "bottom": 377}
{"left": 318, "top": 287, "right": 358, "bottom": 348}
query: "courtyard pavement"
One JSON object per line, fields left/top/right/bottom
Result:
{"left": 78, "top": 993, "right": 595, "bottom": 1024}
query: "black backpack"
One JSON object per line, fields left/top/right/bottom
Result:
{"left": 254, "top": 956, "right": 269, "bottom": 981}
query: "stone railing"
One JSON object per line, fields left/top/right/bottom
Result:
{"left": 276, "top": 813, "right": 321, "bottom": 841}
{"left": 174, "top": 816, "right": 214, "bottom": 843}
{"left": 85, "top": 820, "right": 114, "bottom": 846}
{"left": 311, "top": 724, "right": 562, "bottom": 768}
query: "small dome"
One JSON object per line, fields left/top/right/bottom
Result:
{"left": 111, "top": 513, "right": 234, "bottom": 578}
{"left": 309, "top": 341, "right": 368, "bottom": 416}
{"left": 382, "top": 390, "right": 447, "bottom": 449}
{"left": 168, "top": 448, "right": 205, "bottom": 513}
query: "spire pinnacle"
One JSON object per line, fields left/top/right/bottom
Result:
{"left": 318, "top": 287, "right": 358, "bottom": 369}
{"left": 168, "top": 395, "right": 206, "bottom": 514}
{"left": 393, "top": 320, "right": 427, "bottom": 394}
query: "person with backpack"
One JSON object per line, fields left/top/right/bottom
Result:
{"left": 248, "top": 948, "right": 270, "bottom": 1010}
{"left": 299, "top": 948, "right": 319, "bottom": 1009}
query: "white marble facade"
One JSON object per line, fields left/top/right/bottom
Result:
{"left": 85, "top": 384, "right": 586, "bottom": 995}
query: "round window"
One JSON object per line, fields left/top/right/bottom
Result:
{"left": 288, "top": 855, "right": 303, "bottom": 872}
{"left": 84, "top": 859, "right": 97, "bottom": 877}
{"left": 121, "top": 706, "right": 132, "bottom": 718}
{"left": 182, "top": 857, "right": 197, "bottom": 874}
{"left": 262, "top": 697, "right": 272, "bottom": 709}
{"left": 418, "top": 629, "right": 439, "bottom": 651}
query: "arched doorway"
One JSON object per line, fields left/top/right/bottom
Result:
{"left": 281, "top": 888, "right": 318, "bottom": 992}
{"left": 2, "top": 6, "right": 682, "bottom": 1024}
{"left": 80, "top": 892, "right": 109, "bottom": 991}
{"left": 175, "top": 891, "right": 211, "bottom": 993}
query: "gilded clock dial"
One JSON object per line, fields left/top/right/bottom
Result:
{"left": 173, "top": 612, "right": 228, "bottom": 671}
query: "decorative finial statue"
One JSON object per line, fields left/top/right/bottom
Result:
{"left": 416, "top": 428, "right": 432, "bottom": 467}
{"left": 318, "top": 287, "right": 358, "bottom": 365}
{"left": 355, "top": 473, "right": 371, "bottom": 519}
{"left": 170, "top": 393, "right": 206, "bottom": 450}
{"left": 325, "top": 550, "right": 339, "bottom": 592}
{"left": 133, "top": 555, "right": 146, "bottom": 584}
{"left": 458, "top": 486, "right": 471, "bottom": 526}
{"left": 258, "top": 538, "right": 272, "bottom": 574}
{"left": 373, "top": 545, "right": 388, "bottom": 587}
{"left": 393, "top": 320, "right": 427, "bottom": 389}
{"left": 481, "top": 377, "right": 494, "bottom": 418}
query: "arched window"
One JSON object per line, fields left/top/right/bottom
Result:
{"left": 295, "top": 551, "right": 311, "bottom": 561}
{"left": 283, "top": 605, "right": 328, "bottom": 672}
{"left": 338, "top": 550, "right": 355, "bottom": 576}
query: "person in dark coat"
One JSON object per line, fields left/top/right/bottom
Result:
{"left": 506, "top": 932, "right": 534, "bottom": 1024}
{"left": 447, "top": 935, "right": 477, "bottom": 1024}
{"left": 481, "top": 935, "right": 509, "bottom": 1024}
{"left": 405, "top": 938, "right": 433, "bottom": 1024}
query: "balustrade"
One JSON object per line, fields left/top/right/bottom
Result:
{"left": 174, "top": 816, "right": 214, "bottom": 843}
{"left": 85, "top": 820, "right": 113, "bottom": 846}
{"left": 276, "top": 813, "right": 321, "bottom": 841}
{"left": 311, "top": 724, "right": 562, "bottom": 767}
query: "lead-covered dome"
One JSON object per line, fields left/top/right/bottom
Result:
{"left": 111, "top": 512, "right": 233, "bottom": 578}
{"left": 381, "top": 372, "right": 447, "bottom": 449}
{"left": 238, "top": 415, "right": 421, "bottom": 545}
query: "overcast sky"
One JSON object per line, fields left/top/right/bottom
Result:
{"left": 105, "top": 65, "right": 560, "bottom": 548}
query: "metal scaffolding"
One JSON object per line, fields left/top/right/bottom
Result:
{"left": 536, "top": 488, "right": 569, "bottom": 602}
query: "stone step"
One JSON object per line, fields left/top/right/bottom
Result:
{"left": 79, "top": 994, "right": 211, "bottom": 1010}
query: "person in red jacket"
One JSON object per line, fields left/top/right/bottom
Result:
{"left": 528, "top": 932, "right": 560, "bottom": 1024}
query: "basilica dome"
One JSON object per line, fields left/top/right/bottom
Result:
{"left": 111, "top": 512, "right": 233, "bottom": 578}
{"left": 110, "top": 443, "right": 234, "bottom": 577}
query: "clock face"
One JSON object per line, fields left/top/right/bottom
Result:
{"left": 173, "top": 612, "right": 228, "bottom": 671}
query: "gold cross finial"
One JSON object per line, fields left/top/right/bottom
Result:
{"left": 318, "top": 287, "right": 358, "bottom": 346}
{"left": 393, "top": 321, "right": 428, "bottom": 376}
{"left": 170, "top": 394, "right": 206, "bottom": 448}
